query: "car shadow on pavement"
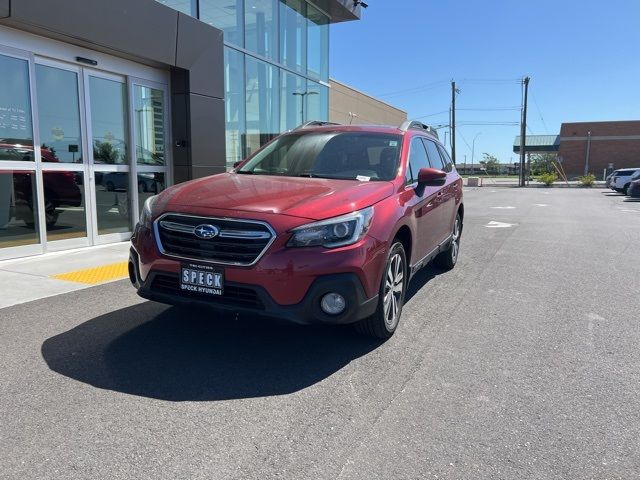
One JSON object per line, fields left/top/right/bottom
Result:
{"left": 405, "top": 264, "right": 443, "bottom": 303}
{"left": 41, "top": 302, "right": 383, "bottom": 402}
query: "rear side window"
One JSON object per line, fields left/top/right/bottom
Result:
{"left": 406, "top": 137, "right": 431, "bottom": 184}
{"left": 422, "top": 138, "right": 446, "bottom": 171}
{"left": 437, "top": 144, "right": 454, "bottom": 172}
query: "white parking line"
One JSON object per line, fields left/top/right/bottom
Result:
{"left": 490, "top": 206, "right": 516, "bottom": 209}
{"left": 485, "top": 221, "right": 517, "bottom": 228}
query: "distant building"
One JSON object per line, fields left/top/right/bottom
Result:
{"left": 514, "top": 121, "right": 640, "bottom": 178}
{"left": 329, "top": 79, "right": 407, "bottom": 126}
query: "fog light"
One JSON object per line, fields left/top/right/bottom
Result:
{"left": 320, "top": 292, "right": 346, "bottom": 315}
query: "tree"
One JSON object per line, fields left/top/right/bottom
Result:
{"left": 480, "top": 153, "right": 500, "bottom": 175}
{"left": 530, "top": 152, "right": 557, "bottom": 175}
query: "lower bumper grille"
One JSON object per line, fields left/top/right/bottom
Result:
{"left": 150, "top": 274, "right": 265, "bottom": 310}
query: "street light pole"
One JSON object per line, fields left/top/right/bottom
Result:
{"left": 471, "top": 132, "right": 482, "bottom": 173}
{"left": 292, "top": 91, "right": 318, "bottom": 124}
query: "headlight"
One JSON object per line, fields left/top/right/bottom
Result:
{"left": 287, "top": 207, "right": 374, "bottom": 248}
{"left": 139, "top": 195, "right": 158, "bottom": 227}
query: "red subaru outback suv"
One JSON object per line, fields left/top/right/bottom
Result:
{"left": 129, "top": 121, "right": 464, "bottom": 338}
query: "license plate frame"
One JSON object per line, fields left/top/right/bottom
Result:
{"left": 180, "top": 263, "right": 224, "bottom": 296}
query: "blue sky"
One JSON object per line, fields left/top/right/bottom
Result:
{"left": 330, "top": 0, "right": 640, "bottom": 165}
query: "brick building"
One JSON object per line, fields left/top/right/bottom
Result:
{"left": 558, "top": 121, "right": 640, "bottom": 177}
{"left": 515, "top": 121, "right": 640, "bottom": 178}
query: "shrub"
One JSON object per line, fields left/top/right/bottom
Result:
{"left": 578, "top": 173, "right": 596, "bottom": 187}
{"left": 537, "top": 172, "right": 557, "bottom": 186}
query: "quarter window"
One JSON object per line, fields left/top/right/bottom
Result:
{"left": 437, "top": 144, "right": 454, "bottom": 172}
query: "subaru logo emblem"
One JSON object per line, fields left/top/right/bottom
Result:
{"left": 194, "top": 224, "right": 219, "bottom": 239}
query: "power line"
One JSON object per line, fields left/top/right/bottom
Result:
{"left": 413, "top": 110, "right": 450, "bottom": 119}
{"left": 457, "top": 107, "right": 521, "bottom": 111}
{"left": 530, "top": 91, "right": 549, "bottom": 134}
{"left": 375, "top": 80, "right": 449, "bottom": 98}
{"left": 458, "top": 121, "right": 519, "bottom": 126}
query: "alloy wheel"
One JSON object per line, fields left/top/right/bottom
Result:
{"left": 383, "top": 253, "right": 404, "bottom": 329}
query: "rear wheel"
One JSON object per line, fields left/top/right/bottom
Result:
{"left": 434, "top": 213, "right": 462, "bottom": 270}
{"left": 355, "top": 241, "right": 407, "bottom": 339}
{"left": 623, "top": 183, "right": 630, "bottom": 195}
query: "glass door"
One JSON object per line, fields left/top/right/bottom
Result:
{"left": 0, "top": 47, "right": 44, "bottom": 260}
{"left": 84, "top": 69, "right": 133, "bottom": 244}
{"left": 34, "top": 59, "right": 90, "bottom": 250}
{"left": 129, "top": 78, "right": 170, "bottom": 221}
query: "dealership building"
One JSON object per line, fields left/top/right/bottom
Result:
{"left": 0, "top": 0, "right": 363, "bottom": 260}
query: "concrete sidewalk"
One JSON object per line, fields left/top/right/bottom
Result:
{"left": 0, "top": 242, "right": 130, "bottom": 310}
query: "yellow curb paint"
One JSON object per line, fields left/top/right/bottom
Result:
{"left": 51, "top": 262, "right": 129, "bottom": 285}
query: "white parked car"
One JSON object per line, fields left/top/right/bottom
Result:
{"left": 610, "top": 168, "right": 640, "bottom": 195}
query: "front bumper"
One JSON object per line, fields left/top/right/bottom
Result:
{"left": 129, "top": 248, "right": 378, "bottom": 325}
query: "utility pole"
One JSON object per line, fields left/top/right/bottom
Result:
{"left": 451, "top": 80, "right": 457, "bottom": 164}
{"left": 519, "top": 76, "right": 530, "bottom": 187}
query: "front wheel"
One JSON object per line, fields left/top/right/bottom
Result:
{"left": 434, "top": 213, "right": 462, "bottom": 270}
{"left": 355, "top": 241, "right": 407, "bottom": 339}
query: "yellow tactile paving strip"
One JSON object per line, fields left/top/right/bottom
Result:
{"left": 51, "top": 261, "right": 129, "bottom": 285}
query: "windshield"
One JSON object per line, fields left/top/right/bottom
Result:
{"left": 237, "top": 131, "right": 402, "bottom": 181}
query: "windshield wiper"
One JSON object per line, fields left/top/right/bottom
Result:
{"left": 236, "top": 170, "right": 254, "bottom": 174}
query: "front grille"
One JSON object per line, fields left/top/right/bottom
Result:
{"left": 150, "top": 274, "right": 264, "bottom": 309}
{"left": 155, "top": 214, "right": 274, "bottom": 266}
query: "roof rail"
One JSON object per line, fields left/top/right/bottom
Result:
{"left": 294, "top": 120, "right": 342, "bottom": 130}
{"left": 400, "top": 120, "right": 439, "bottom": 139}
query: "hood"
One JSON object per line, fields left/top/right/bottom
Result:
{"left": 162, "top": 173, "right": 394, "bottom": 220}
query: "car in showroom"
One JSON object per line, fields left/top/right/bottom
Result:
{"left": 610, "top": 168, "right": 640, "bottom": 195}
{"left": 129, "top": 121, "right": 464, "bottom": 338}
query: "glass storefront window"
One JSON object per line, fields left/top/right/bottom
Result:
{"left": 200, "top": 0, "right": 244, "bottom": 46}
{"left": 43, "top": 171, "right": 86, "bottom": 241}
{"left": 156, "top": 0, "right": 196, "bottom": 15}
{"left": 89, "top": 76, "right": 128, "bottom": 165}
{"left": 0, "top": 170, "right": 39, "bottom": 248}
{"left": 94, "top": 172, "right": 132, "bottom": 235}
{"left": 224, "top": 47, "right": 246, "bottom": 166}
{"left": 245, "top": 0, "right": 278, "bottom": 60}
{"left": 133, "top": 85, "right": 165, "bottom": 166}
{"left": 280, "top": 70, "right": 304, "bottom": 131}
{"left": 35, "top": 64, "right": 83, "bottom": 164}
{"left": 279, "top": 0, "right": 306, "bottom": 74}
{"left": 307, "top": 4, "right": 329, "bottom": 81}
{"left": 305, "top": 81, "right": 328, "bottom": 122}
{"left": 245, "top": 56, "right": 279, "bottom": 157}
{"left": 0, "top": 54, "right": 34, "bottom": 161}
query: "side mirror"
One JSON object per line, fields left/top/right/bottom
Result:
{"left": 417, "top": 167, "right": 447, "bottom": 187}
{"left": 233, "top": 161, "right": 243, "bottom": 169}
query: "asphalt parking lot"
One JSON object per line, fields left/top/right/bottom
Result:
{"left": 1, "top": 188, "right": 639, "bottom": 480}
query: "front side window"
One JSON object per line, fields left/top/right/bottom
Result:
{"left": 406, "top": 137, "right": 430, "bottom": 183}
{"left": 238, "top": 132, "right": 402, "bottom": 181}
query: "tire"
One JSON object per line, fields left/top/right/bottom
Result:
{"left": 623, "top": 183, "right": 630, "bottom": 196}
{"left": 355, "top": 241, "right": 407, "bottom": 339}
{"left": 434, "top": 212, "right": 462, "bottom": 270}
